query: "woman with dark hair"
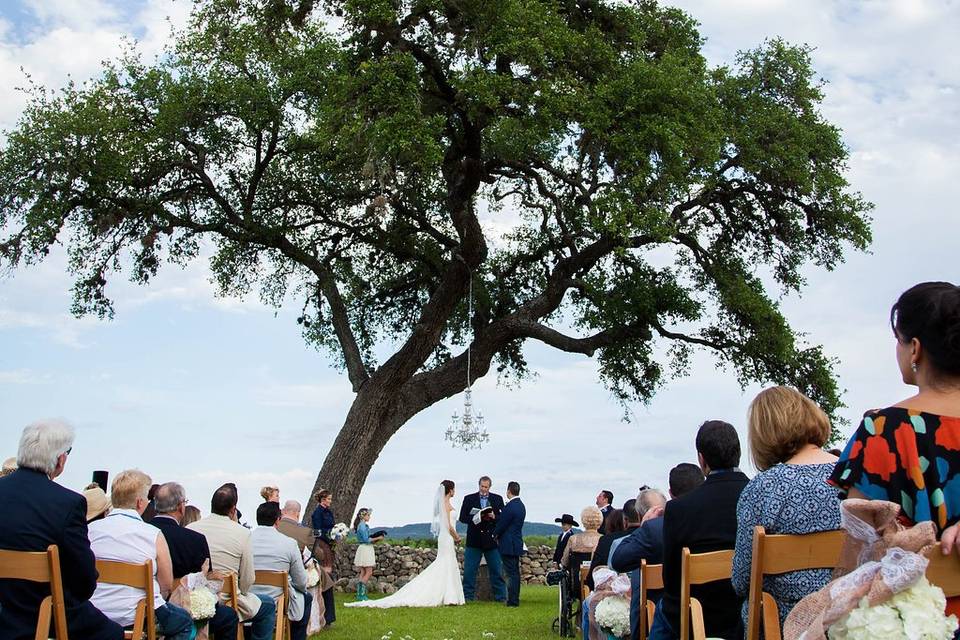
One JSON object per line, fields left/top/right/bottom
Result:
{"left": 830, "top": 282, "right": 960, "bottom": 611}
{"left": 346, "top": 480, "right": 465, "bottom": 608}
{"left": 584, "top": 508, "right": 626, "bottom": 591}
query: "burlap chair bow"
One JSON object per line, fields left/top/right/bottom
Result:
{"left": 783, "top": 499, "right": 937, "bottom": 640}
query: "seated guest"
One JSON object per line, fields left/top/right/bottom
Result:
{"left": 562, "top": 506, "right": 603, "bottom": 568}
{"left": 188, "top": 484, "right": 277, "bottom": 640}
{"left": 88, "top": 470, "right": 193, "bottom": 640}
{"left": 260, "top": 486, "right": 279, "bottom": 503}
{"left": 83, "top": 482, "right": 111, "bottom": 522}
{"left": 596, "top": 490, "right": 614, "bottom": 533}
{"left": 140, "top": 483, "right": 160, "bottom": 522}
{"left": 649, "top": 421, "right": 749, "bottom": 640}
{"left": 181, "top": 504, "right": 201, "bottom": 527}
{"left": 612, "top": 471, "right": 702, "bottom": 640}
{"left": 585, "top": 509, "right": 627, "bottom": 590}
{"left": 278, "top": 500, "right": 331, "bottom": 634}
{"left": 1, "top": 456, "right": 16, "bottom": 477}
{"left": 251, "top": 502, "right": 313, "bottom": 640}
{"left": 151, "top": 482, "right": 238, "bottom": 640}
{"left": 732, "top": 387, "right": 840, "bottom": 631}
{"left": 553, "top": 514, "right": 579, "bottom": 568}
{"left": 0, "top": 420, "right": 122, "bottom": 640}
{"left": 278, "top": 500, "right": 316, "bottom": 552}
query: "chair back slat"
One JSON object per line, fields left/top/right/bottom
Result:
{"left": 0, "top": 545, "right": 69, "bottom": 640}
{"left": 221, "top": 573, "right": 240, "bottom": 612}
{"left": 254, "top": 570, "right": 290, "bottom": 640}
{"left": 927, "top": 551, "right": 960, "bottom": 598}
{"left": 746, "top": 527, "right": 845, "bottom": 640}
{"left": 680, "top": 548, "right": 734, "bottom": 640}
{"left": 638, "top": 561, "right": 663, "bottom": 640}
{"left": 95, "top": 559, "right": 155, "bottom": 640}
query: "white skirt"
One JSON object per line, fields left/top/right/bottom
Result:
{"left": 354, "top": 543, "right": 376, "bottom": 567}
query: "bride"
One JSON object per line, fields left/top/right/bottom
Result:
{"left": 345, "top": 479, "right": 465, "bottom": 608}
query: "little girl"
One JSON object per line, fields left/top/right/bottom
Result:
{"left": 352, "top": 508, "right": 383, "bottom": 601}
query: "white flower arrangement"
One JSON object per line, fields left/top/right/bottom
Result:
{"left": 188, "top": 587, "right": 217, "bottom": 621}
{"left": 595, "top": 595, "right": 631, "bottom": 638}
{"left": 331, "top": 522, "right": 350, "bottom": 540}
{"left": 828, "top": 577, "right": 958, "bottom": 640}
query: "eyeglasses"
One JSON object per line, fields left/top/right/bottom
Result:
{"left": 63, "top": 447, "right": 72, "bottom": 456}
{"left": 638, "top": 485, "right": 650, "bottom": 492}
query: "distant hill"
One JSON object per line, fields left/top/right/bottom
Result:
{"left": 376, "top": 521, "right": 563, "bottom": 540}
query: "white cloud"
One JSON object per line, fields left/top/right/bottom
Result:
{"left": 0, "top": 369, "right": 52, "bottom": 384}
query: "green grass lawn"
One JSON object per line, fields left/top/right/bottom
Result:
{"left": 310, "top": 585, "right": 563, "bottom": 640}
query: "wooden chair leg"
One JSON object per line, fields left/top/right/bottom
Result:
{"left": 761, "top": 592, "right": 782, "bottom": 640}
{"left": 690, "top": 598, "right": 707, "bottom": 640}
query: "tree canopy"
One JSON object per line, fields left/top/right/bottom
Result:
{"left": 0, "top": 0, "right": 871, "bottom": 515}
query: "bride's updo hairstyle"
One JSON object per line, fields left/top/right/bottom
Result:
{"left": 441, "top": 479, "right": 455, "bottom": 495}
{"left": 891, "top": 281, "right": 960, "bottom": 381}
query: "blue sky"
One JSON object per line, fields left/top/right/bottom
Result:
{"left": 1, "top": 0, "right": 959, "bottom": 526}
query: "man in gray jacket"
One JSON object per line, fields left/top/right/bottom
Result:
{"left": 251, "top": 502, "right": 313, "bottom": 640}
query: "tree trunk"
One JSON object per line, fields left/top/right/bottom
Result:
{"left": 301, "top": 380, "right": 403, "bottom": 528}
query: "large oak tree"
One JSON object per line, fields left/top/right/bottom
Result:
{"left": 0, "top": 0, "right": 871, "bottom": 520}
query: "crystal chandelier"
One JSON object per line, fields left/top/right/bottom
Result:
{"left": 445, "top": 276, "right": 489, "bottom": 450}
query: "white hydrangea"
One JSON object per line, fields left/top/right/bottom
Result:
{"left": 595, "top": 595, "right": 631, "bottom": 638}
{"left": 332, "top": 522, "right": 351, "bottom": 540}
{"left": 189, "top": 587, "right": 217, "bottom": 621}
{"left": 828, "top": 577, "right": 958, "bottom": 640}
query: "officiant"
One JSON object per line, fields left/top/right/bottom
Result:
{"left": 458, "top": 475, "right": 507, "bottom": 602}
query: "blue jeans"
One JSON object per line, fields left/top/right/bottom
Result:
{"left": 647, "top": 599, "right": 678, "bottom": 640}
{"left": 154, "top": 602, "right": 193, "bottom": 640}
{"left": 289, "top": 591, "right": 312, "bottom": 640}
{"left": 247, "top": 594, "right": 277, "bottom": 640}
{"left": 501, "top": 554, "right": 520, "bottom": 606}
{"left": 210, "top": 601, "right": 238, "bottom": 639}
{"left": 582, "top": 593, "right": 592, "bottom": 636}
{"left": 462, "top": 546, "right": 507, "bottom": 601}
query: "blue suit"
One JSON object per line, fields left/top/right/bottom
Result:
{"left": 610, "top": 517, "right": 666, "bottom": 640}
{"left": 0, "top": 468, "right": 122, "bottom": 640}
{"left": 493, "top": 497, "right": 525, "bottom": 606}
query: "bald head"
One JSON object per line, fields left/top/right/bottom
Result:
{"left": 281, "top": 500, "right": 301, "bottom": 519}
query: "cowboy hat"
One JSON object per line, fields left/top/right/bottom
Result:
{"left": 554, "top": 513, "right": 579, "bottom": 527}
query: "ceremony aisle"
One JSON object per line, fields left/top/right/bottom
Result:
{"left": 313, "top": 585, "right": 559, "bottom": 639}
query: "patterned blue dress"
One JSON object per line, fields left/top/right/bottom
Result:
{"left": 732, "top": 463, "right": 841, "bottom": 631}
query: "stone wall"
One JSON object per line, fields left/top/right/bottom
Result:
{"left": 332, "top": 544, "right": 556, "bottom": 593}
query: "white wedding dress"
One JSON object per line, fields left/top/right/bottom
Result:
{"left": 345, "top": 505, "right": 465, "bottom": 608}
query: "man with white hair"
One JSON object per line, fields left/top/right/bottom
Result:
{"left": 0, "top": 420, "right": 123, "bottom": 639}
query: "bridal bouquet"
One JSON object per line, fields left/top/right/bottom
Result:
{"left": 828, "top": 575, "right": 957, "bottom": 639}
{"left": 594, "top": 594, "right": 631, "bottom": 638}
{"left": 168, "top": 560, "right": 223, "bottom": 640}
{"left": 331, "top": 522, "right": 350, "bottom": 540}
{"left": 784, "top": 500, "right": 958, "bottom": 640}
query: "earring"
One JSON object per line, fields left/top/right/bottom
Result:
{"left": 911, "top": 362, "right": 919, "bottom": 372}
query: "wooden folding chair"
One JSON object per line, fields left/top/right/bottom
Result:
{"left": 927, "top": 550, "right": 960, "bottom": 597}
{"left": 0, "top": 545, "right": 69, "bottom": 640}
{"left": 221, "top": 572, "right": 239, "bottom": 612}
{"left": 679, "top": 548, "right": 734, "bottom": 640}
{"left": 95, "top": 559, "right": 156, "bottom": 640}
{"left": 638, "top": 560, "right": 663, "bottom": 640}
{"left": 745, "top": 527, "right": 845, "bottom": 640}
{"left": 580, "top": 563, "right": 592, "bottom": 601}
{"left": 254, "top": 569, "right": 290, "bottom": 640}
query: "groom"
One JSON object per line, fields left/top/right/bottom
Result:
{"left": 494, "top": 481, "right": 526, "bottom": 607}
{"left": 458, "top": 475, "right": 507, "bottom": 602}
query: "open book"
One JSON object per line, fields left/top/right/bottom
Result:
{"left": 470, "top": 506, "right": 494, "bottom": 525}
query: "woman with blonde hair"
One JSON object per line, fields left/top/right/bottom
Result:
{"left": 731, "top": 385, "right": 840, "bottom": 631}
{"left": 260, "top": 486, "right": 279, "bottom": 503}
{"left": 562, "top": 505, "right": 603, "bottom": 569}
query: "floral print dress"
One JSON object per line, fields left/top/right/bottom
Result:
{"left": 830, "top": 407, "right": 960, "bottom": 532}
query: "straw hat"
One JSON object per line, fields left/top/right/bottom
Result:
{"left": 0, "top": 457, "right": 16, "bottom": 477}
{"left": 83, "top": 485, "right": 111, "bottom": 521}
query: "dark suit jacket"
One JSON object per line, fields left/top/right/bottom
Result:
{"left": 599, "top": 504, "right": 614, "bottom": 533}
{"left": 0, "top": 468, "right": 121, "bottom": 640}
{"left": 458, "top": 492, "right": 504, "bottom": 550}
{"left": 151, "top": 515, "right": 212, "bottom": 579}
{"left": 553, "top": 529, "right": 574, "bottom": 565}
{"left": 493, "top": 498, "right": 525, "bottom": 557}
{"left": 585, "top": 527, "right": 636, "bottom": 590}
{"left": 660, "top": 471, "right": 749, "bottom": 640}
{"left": 611, "top": 518, "right": 666, "bottom": 640}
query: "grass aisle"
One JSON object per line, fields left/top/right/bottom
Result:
{"left": 311, "top": 585, "right": 562, "bottom": 640}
